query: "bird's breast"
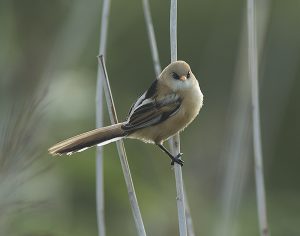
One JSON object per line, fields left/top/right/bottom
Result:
{"left": 181, "top": 85, "right": 203, "bottom": 119}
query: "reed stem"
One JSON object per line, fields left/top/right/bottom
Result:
{"left": 98, "top": 55, "right": 147, "bottom": 236}
{"left": 95, "top": 0, "right": 111, "bottom": 235}
{"left": 170, "top": 1, "right": 187, "bottom": 235}
{"left": 247, "top": 1, "right": 270, "bottom": 235}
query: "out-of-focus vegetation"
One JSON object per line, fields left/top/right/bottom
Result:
{"left": 0, "top": 0, "right": 299, "bottom": 235}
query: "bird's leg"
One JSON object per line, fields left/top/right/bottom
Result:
{"left": 157, "top": 144, "right": 184, "bottom": 166}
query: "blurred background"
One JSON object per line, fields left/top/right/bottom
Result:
{"left": 0, "top": 0, "right": 299, "bottom": 235}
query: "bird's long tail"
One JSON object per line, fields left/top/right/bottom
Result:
{"left": 48, "top": 123, "right": 126, "bottom": 156}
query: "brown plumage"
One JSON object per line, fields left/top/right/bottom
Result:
{"left": 48, "top": 60, "right": 203, "bottom": 165}
{"left": 48, "top": 124, "right": 126, "bottom": 155}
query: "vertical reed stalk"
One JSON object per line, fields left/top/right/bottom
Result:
{"left": 184, "top": 185, "right": 196, "bottom": 236}
{"left": 142, "top": 1, "right": 196, "bottom": 235}
{"left": 142, "top": 0, "right": 161, "bottom": 76}
{"left": 170, "top": 0, "right": 187, "bottom": 235}
{"left": 247, "top": 1, "right": 270, "bottom": 235}
{"left": 214, "top": 2, "right": 270, "bottom": 235}
{"left": 95, "top": 0, "right": 111, "bottom": 235}
{"left": 98, "top": 55, "right": 147, "bottom": 236}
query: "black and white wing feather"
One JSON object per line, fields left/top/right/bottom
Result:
{"left": 127, "top": 79, "right": 159, "bottom": 117}
{"left": 123, "top": 93, "right": 181, "bottom": 131}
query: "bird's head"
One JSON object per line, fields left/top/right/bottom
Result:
{"left": 160, "top": 60, "right": 198, "bottom": 91}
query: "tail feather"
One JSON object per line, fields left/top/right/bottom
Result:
{"left": 48, "top": 123, "right": 126, "bottom": 156}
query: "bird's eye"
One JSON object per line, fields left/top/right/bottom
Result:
{"left": 172, "top": 72, "right": 180, "bottom": 80}
{"left": 187, "top": 71, "right": 191, "bottom": 79}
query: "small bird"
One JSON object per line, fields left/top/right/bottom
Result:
{"left": 48, "top": 60, "right": 203, "bottom": 166}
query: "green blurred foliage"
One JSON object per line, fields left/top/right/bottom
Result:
{"left": 0, "top": 0, "right": 299, "bottom": 235}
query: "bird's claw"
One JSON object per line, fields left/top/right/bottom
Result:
{"left": 171, "top": 153, "right": 184, "bottom": 166}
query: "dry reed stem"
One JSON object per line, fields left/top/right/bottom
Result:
{"left": 214, "top": 2, "right": 270, "bottom": 235}
{"left": 98, "top": 55, "right": 147, "bottom": 236}
{"left": 95, "top": 0, "right": 111, "bottom": 235}
{"left": 247, "top": 0, "right": 270, "bottom": 235}
{"left": 170, "top": 0, "right": 187, "bottom": 235}
{"left": 142, "top": 1, "right": 195, "bottom": 235}
{"left": 142, "top": 0, "right": 161, "bottom": 76}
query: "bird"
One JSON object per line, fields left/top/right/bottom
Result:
{"left": 48, "top": 60, "right": 203, "bottom": 166}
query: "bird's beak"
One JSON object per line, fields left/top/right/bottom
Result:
{"left": 179, "top": 76, "right": 187, "bottom": 81}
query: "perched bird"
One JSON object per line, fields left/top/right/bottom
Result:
{"left": 48, "top": 60, "right": 203, "bottom": 166}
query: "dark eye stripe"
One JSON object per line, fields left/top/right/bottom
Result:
{"left": 187, "top": 71, "right": 191, "bottom": 78}
{"left": 172, "top": 72, "right": 180, "bottom": 80}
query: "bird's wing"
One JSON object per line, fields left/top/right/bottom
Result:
{"left": 126, "top": 79, "right": 159, "bottom": 118}
{"left": 122, "top": 94, "right": 181, "bottom": 131}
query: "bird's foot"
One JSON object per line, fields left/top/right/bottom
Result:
{"left": 171, "top": 153, "right": 184, "bottom": 166}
